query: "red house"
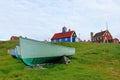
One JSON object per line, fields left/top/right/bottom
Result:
{"left": 10, "top": 36, "right": 19, "bottom": 41}
{"left": 113, "top": 38, "right": 119, "bottom": 44}
{"left": 91, "top": 30, "right": 113, "bottom": 43}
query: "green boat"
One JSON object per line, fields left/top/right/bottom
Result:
{"left": 14, "top": 37, "right": 75, "bottom": 66}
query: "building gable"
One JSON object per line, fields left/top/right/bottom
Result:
{"left": 72, "top": 32, "right": 77, "bottom": 38}
{"left": 93, "top": 31, "right": 106, "bottom": 38}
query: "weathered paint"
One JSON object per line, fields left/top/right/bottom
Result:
{"left": 10, "top": 37, "right": 75, "bottom": 66}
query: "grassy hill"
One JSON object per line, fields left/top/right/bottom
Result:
{"left": 0, "top": 41, "right": 120, "bottom": 80}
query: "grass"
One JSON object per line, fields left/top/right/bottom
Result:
{"left": 0, "top": 41, "right": 120, "bottom": 80}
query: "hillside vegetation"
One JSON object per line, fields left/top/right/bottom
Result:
{"left": 0, "top": 41, "right": 120, "bottom": 80}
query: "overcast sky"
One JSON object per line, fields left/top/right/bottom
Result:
{"left": 0, "top": 0, "right": 120, "bottom": 41}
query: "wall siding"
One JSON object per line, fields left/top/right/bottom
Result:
{"left": 67, "top": 38, "right": 71, "bottom": 42}
{"left": 51, "top": 37, "right": 75, "bottom": 42}
{"left": 56, "top": 39, "right": 59, "bottom": 42}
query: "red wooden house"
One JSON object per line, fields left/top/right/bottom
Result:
{"left": 113, "top": 38, "right": 119, "bottom": 44}
{"left": 91, "top": 30, "right": 113, "bottom": 43}
{"left": 10, "top": 36, "right": 19, "bottom": 41}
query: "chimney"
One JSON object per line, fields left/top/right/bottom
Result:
{"left": 68, "top": 29, "right": 71, "bottom": 32}
{"left": 90, "top": 32, "right": 94, "bottom": 42}
{"left": 62, "top": 26, "right": 67, "bottom": 33}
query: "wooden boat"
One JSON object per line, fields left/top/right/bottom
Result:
{"left": 10, "top": 37, "right": 75, "bottom": 66}
{"left": 10, "top": 49, "right": 19, "bottom": 58}
{"left": 10, "top": 45, "right": 21, "bottom": 59}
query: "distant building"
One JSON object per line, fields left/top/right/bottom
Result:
{"left": 10, "top": 36, "right": 19, "bottom": 41}
{"left": 113, "top": 38, "right": 119, "bottom": 44}
{"left": 76, "top": 37, "right": 81, "bottom": 42}
{"left": 91, "top": 30, "right": 113, "bottom": 43}
{"left": 51, "top": 26, "right": 77, "bottom": 42}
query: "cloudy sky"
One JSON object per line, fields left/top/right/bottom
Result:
{"left": 0, "top": 0, "right": 120, "bottom": 41}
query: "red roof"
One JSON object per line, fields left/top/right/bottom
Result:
{"left": 93, "top": 30, "right": 106, "bottom": 38}
{"left": 51, "top": 31, "right": 74, "bottom": 40}
{"left": 113, "top": 38, "right": 119, "bottom": 41}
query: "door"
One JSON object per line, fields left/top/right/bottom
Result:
{"left": 72, "top": 38, "right": 75, "bottom": 42}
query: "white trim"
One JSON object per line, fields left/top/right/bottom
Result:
{"left": 70, "top": 37, "right": 72, "bottom": 42}
{"left": 71, "top": 31, "right": 76, "bottom": 42}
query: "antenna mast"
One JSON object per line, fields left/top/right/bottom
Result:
{"left": 106, "top": 22, "right": 108, "bottom": 30}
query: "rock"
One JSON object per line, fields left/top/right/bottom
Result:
{"left": 59, "top": 56, "right": 71, "bottom": 64}
{"left": 25, "top": 64, "right": 46, "bottom": 70}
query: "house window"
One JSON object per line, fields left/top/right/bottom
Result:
{"left": 97, "top": 37, "right": 99, "bottom": 40}
{"left": 59, "top": 39, "right": 62, "bottom": 42}
{"left": 65, "top": 38, "right": 67, "bottom": 41}
{"left": 54, "top": 40, "right": 56, "bottom": 42}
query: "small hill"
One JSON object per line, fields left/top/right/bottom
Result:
{"left": 0, "top": 41, "right": 120, "bottom": 80}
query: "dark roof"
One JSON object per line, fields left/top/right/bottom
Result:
{"left": 93, "top": 30, "right": 107, "bottom": 38}
{"left": 10, "top": 36, "right": 19, "bottom": 40}
{"left": 51, "top": 31, "right": 74, "bottom": 40}
{"left": 113, "top": 38, "right": 119, "bottom": 40}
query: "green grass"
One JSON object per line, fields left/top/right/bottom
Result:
{"left": 0, "top": 41, "right": 120, "bottom": 80}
